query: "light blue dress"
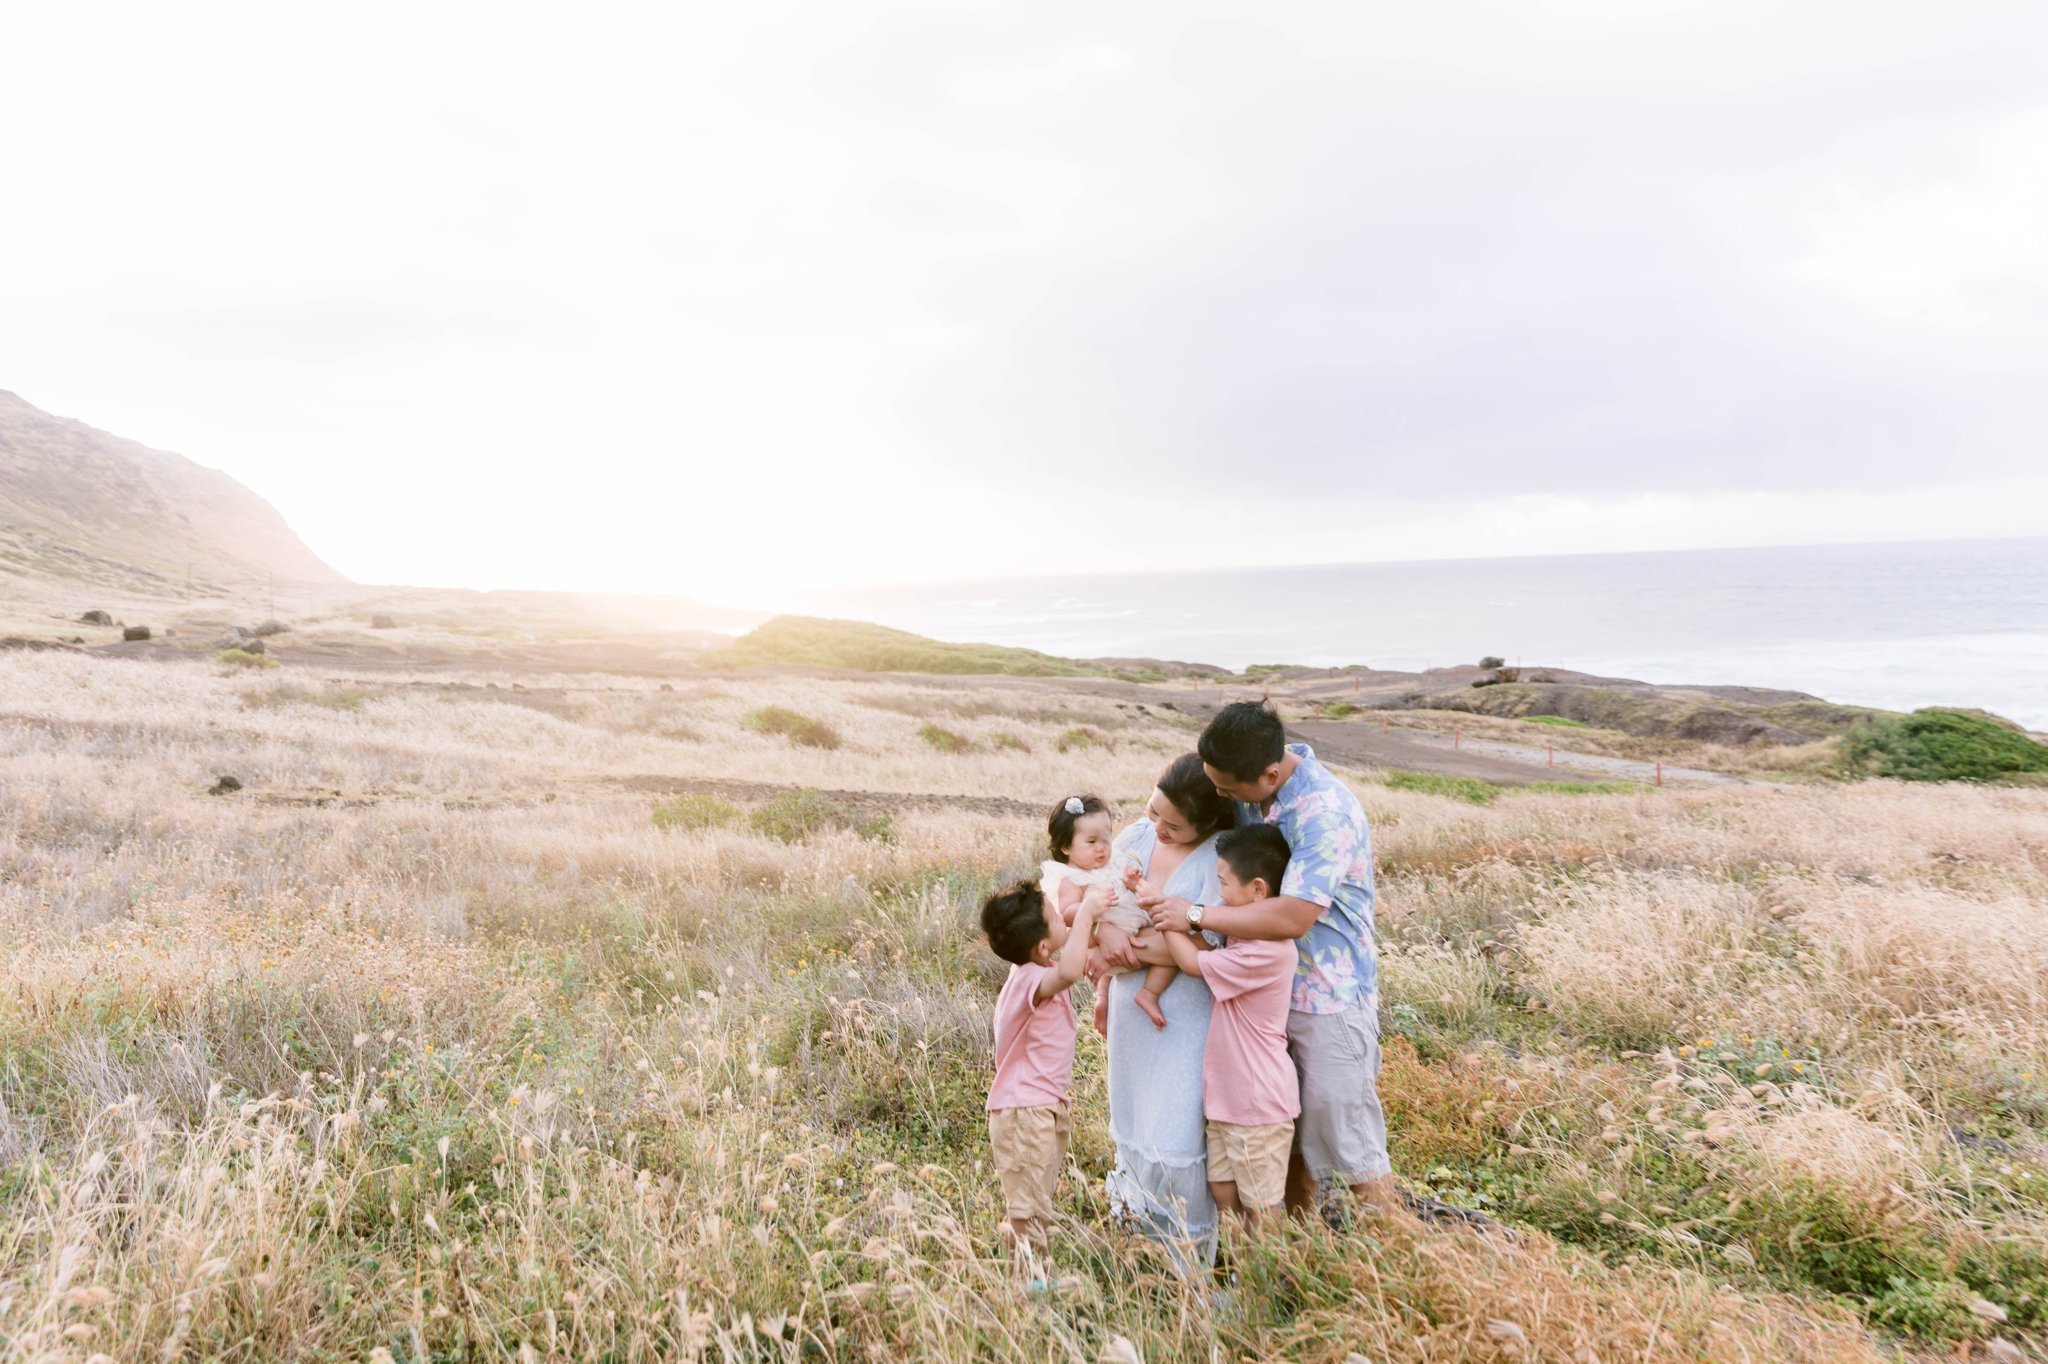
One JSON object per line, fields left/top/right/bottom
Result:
{"left": 1104, "top": 819, "right": 1224, "bottom": 1269}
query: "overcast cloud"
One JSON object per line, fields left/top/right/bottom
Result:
{"left": 3, "top": 1, "right": 2045, "bottom": 599}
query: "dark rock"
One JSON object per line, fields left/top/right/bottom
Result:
{"left": 216, "top": 632, "right": 266, "bottom": 654}
{"left": 251, "top": 620, "right": 290, "bottom": 637}
{"left": 122, "top": 625, "right": 151, "bottom": 642}
{"left": 207, "top": 775, "right": 243, "bottom": 796}
{"left": 79, "top": 609, "right": 114, "bottom": 625}
{"left": 1478, "top": 655, "right": 1506, "bottom": 670}
{"left": 370, "top": 613, "right": 397, "bottom": 629}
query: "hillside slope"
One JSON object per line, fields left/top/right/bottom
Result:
{"left": 0, "top": 389, "right": 345, "bottom": 591}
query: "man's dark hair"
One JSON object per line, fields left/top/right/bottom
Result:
{"left": 1215, "top": 824, "right": 1290, "bottom": 896}
{"left": 1156, "top": 752, "right": 1238, "bottom": 840}
{"left": 1045, "top": 793, "right": 1110, "bottom": 863}
{"left": 1199, "top": 701, "right": 1287, "bottom": 782}
{"left": 980, "top": 881, "right": 1050, "bottom": 965}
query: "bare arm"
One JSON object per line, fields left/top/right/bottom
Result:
{"left": 1036, "top": 888, "right": 1105, "bottom": 1003}
{"left": 1054, "top": 877, "right": 1085, "bottom": 926}
{"left": 1125, "top": 932, "right": 1177, "bottom": 968}
{"left": 1161, "top": 928, "right": 1206, "bottom": 976}
{"left": 1141, "top": 890, "right": 1321, "bottom": 941}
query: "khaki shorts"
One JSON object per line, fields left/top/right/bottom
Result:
{"left": 989, "top": 1104, "right": 1070, "bottom": 1232}
{"left": 1206, "top": 1119, "right": 1294, "bottom": 1210}
{"left": 1287, "top": 1000, "right": 1392, "bottom": 1185}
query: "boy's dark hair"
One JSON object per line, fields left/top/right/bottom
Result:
{"left": 1199, "top": 701, "right": 1287, "bottom": 782}
{"left": 1156, "top": 752, "right": 1238, "bottom": 840}
{"left": 1045, "top": 793, "right": 1110, "bottom": 863}
{"left": 981, "top": 881, "right": 1051, "bottom": 965}
{"left": 1216, "top": 824, "right": 1291, "bottom": 896}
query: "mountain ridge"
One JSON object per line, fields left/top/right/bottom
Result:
{"left": 0, "top": 389, "right": 345, "bottom": 592}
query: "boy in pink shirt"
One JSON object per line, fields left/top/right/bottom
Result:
{"left": 1160, "top": 824, "right": 1300, "bottom": 1226}
{"left": 979, "top": 876, "right": 1106, "bottom": 1254}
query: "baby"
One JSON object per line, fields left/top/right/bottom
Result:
{"left": 1039, "top": 795, "right": 1177, "bottom": 1031}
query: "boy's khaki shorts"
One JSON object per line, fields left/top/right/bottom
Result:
{"left": 989, "top": 1104, "right": 1070, "bottom": 1233}
{"left": 1206, "top": 1119, "right": 1295, "bottom": 1210}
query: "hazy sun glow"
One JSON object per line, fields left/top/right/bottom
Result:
{"left": 4, "top": 1, "right": 2046, "bottom": 597}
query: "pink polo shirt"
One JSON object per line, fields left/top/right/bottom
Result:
{"left": 1201, "top": 937, "right": 1301, "bottom": 1126}
{"left": 987, "top": 961, "right": 1077, "bottom": 1111}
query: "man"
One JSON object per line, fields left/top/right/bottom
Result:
{"left": 1139, "top": 701, "right": 1392, "bottom": 1218}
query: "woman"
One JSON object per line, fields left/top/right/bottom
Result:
{"left": 1103, "top": 751, "right": 1238, "bottom": 1269}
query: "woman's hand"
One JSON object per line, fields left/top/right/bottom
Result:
{"left": 1095, "top": 922, "right": 1141, "bottom": 971}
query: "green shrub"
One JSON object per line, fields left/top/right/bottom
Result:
{"left": 1324, "top": 701, "right": 1357, "bottom": 718}
{"left": 1840, "top": 708, "right": 2048, "bottom": 783}
{"left": 214, "top": 648, "right": 278, "bottom": 670}
{"left": 1056, "top": 726, "right": 1109, "bottom": 753}
{"left": 743, "top": 705, "right": 842, "bottom": 750}
{"left": 990, "top": 732, "right": 1030, "bottom": 752}
{"left": 749, "top": 789, "right": 893, "bottom": 844}
{"left": 240, "top": 684, "right": 363, "bottom": 710}
{"left": 1385, "top": 770, "right": 1497, "bottom": 805}
{"left": 917, "top": 721, "right": 972, "bottom": 753}
{"left": 710, "top": 616, "right": 1085, "bottom": 677}
{"left": 651, "top": 794, "right": 740, "bottom": 831}
{"left": 1524, "top": 714, "right": 1588, "bottom": 728}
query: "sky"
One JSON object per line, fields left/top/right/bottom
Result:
{"left": 4, "top": 0, "right": 2046, "bottom": 604}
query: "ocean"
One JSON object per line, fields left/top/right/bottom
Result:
{"left": 784, "top": 537, "right": 2048, "bottom": 731}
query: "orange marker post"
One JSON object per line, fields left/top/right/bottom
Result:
{"left": 1547, "top": 745, "right": 1554, "bottom": 768}
{"left": 1454, "top": 726, "right": 1461, "bottom": 750}
{"left": 1655, "top": 761, "right": 1663, "bottom": 788}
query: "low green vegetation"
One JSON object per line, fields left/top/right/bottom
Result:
{"left": 213, "top": 648, "right": 277, "bottom": 670}
{"left": 1056, "top": 725, "right": 1109, "bottom": 753}
{"left": 1324, "top": 701, "right": 1358, "bottom": 718}
{"left": 917, "top": 721, "right": 973, "bottom": 753}
{"left": 748, "top": 788, "right": 894, "bottom": 843}
{"left": 1385, "top": 770, "right": 1641, "bottom": 805}
{"left": 712, "top": 616, "right": 1087, "bottom": 677}
{"left": 650, "top": 793, "right": 740, "bottom": 831}
{"left": 1385, "top": 770, "right": 1498, "bottom": 804}
{"left": 1841, "top": 708, "right": 2048, "bottom": 783}
{"left": 239, "top": 684, "right": 366, "bottom": 710}
{"left": 1523, "top": 714, "right": 1589, "bottom": 728}
{"left": 743, "top": 704, "right": 842, "bottom": 749}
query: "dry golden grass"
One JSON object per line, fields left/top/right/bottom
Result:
{"left": 3, "top": 646, "right": 2047, "bottom": 1359}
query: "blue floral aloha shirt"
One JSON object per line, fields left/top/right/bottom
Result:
{"left": 1243, "top": 743, "right": 1377, "bottom": 1014}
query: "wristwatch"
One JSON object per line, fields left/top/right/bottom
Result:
{"left": 1186, "top": 903, "right": 1206, "bottom": 931}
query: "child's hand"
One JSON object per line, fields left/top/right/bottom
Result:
{"left": 1078, "top": 885, "right": 1113, "bottom": 918}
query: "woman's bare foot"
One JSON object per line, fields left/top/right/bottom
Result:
{"left": 1093, "top": 985, "right": 1110, "bottom": 1037}
{"left": 1136, "top": 988, "right": 1166, "bottom": 1030}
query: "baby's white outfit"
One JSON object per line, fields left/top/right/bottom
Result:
{"left": 1041, "top": 856, "right": 1148, "bottom": 935}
